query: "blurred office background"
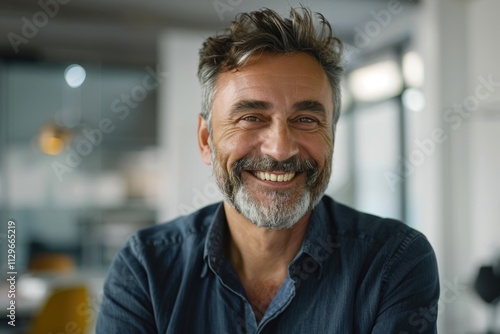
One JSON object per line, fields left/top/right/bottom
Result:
{"left": 0, "top": 0, "right": 499, "bottom": 333}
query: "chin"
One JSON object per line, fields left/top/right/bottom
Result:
{"left": 232, "top": 186, "right": 312, "bottom": 230}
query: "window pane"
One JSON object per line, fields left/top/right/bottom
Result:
{"left": 353, "top": 100, "right": 402, "bottom": 220}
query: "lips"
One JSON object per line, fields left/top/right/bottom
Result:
{"left": 252, "top": 171, "right": 296, "bottom": 182}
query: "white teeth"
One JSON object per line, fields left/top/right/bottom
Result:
{"left": 254, "top": 172, "right": 296, "bottom": 182}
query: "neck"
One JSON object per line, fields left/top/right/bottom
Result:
{"left": 223, "top": 202, "right": 311, "bottom": 281}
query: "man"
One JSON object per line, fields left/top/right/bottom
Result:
{"left": 97, "top": 7, "right": 439, "bottom": 333}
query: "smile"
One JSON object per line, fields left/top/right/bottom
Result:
{"left": 252, "top": 171, "right": 296, "bottom": 182}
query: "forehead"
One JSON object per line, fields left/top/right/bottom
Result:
{"left": 213, "top": 53, "right": 333, "bottom": 114}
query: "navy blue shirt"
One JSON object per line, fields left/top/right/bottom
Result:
{"left": 96, "top": 196, "right": 439, "bottom": 333}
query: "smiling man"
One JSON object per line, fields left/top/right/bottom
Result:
{"left": 97, "top": 7, "right": 440, "bottom": 334}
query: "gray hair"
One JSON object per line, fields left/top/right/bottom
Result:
{"left": 197, "top": 6, "right": 344, "bottom": 132}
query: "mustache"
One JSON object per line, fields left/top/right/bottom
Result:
{"left": 230, "top": 155, "right": 319, "bottom": 185}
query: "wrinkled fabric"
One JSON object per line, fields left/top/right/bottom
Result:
{"left": 97, "top": 196, "right": 439, "bottom": 334}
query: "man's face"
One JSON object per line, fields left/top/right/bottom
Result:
{"left": 199, "top": 53, "right": 335, "bottom": 229}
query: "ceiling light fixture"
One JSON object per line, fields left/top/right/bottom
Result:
{"left": 347, "top": 60, "right": 403, "bottom": 102}
{"left": 64, "top": 64, "right": 86, "bottom": 88}
{"left": 38, "top": 122, "right": 71, "bottom": 155}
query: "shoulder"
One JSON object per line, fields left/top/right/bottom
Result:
{"left": 122, "top": 202, "right": 221, "bottom": 262}
{"left": 319, "top": 196, "right": 435, "bottom": 265}
{"left": 319, "top": 196, "right": 439, "bottom": 299}
{"left": 321, "top": 195, "right": 428, "bottom": 247}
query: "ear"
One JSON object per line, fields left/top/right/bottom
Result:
{"left": 197, "top": 115, "right": 212, "bottom": 165}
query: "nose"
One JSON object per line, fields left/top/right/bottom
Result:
{"left": 260, "top": 120, "right": 299, "bottom": 161}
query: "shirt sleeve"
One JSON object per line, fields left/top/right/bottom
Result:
{"left": 96, "top": 237, "right": 157, "bottom": 334}
{"left": 371, "top": 231, "right": 440, "bottom": 334}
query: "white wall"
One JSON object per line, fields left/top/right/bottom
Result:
{"left": 157, "top": 29, "right": 222, "bottom": 223}
{"left": 465, "top": 0, "right": 500, "bottom": 330}
{"left": 415, "top": 0, "right": 500, "bottom": 332}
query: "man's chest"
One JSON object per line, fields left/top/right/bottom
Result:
{"left": 243, "top": 279, "right": 283, "bottom": 322}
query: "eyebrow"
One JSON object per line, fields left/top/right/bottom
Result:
{"left": 292, "top": 100, "right": 327, "bottom": 117}
{"left": 229, "top": 99, "right": 327, "bottom": 117}
{"left": 229, "top": 100, "right": 272, "bottom": 115}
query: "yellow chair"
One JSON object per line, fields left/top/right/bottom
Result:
{"left": 29, "top": 285, "right": 90, "bottom": 334}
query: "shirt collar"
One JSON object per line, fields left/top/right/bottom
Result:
{"left": 295, "top": 197, "right": 339, "bottom": 279}
{"left": 202, "top": 203, "right": 228, "bottom": 277}
{"left": 202, "top": 197, "right": 338, "bottom": 279}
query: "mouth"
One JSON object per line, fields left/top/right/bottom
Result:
{"left": 251, "top": 171, "right": 297, "bottom": 183}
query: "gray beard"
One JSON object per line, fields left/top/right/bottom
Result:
{"left": 209, "top": 139, "right": 331, "bottom": 230}
{"left": 232, "top": 180, "right": 312, "bottom": 230}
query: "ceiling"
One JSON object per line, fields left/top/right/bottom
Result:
{"left": 0, "top": 0, "right": 419, "bottom": 67}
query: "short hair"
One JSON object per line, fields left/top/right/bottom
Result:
{"left": 197, "top": 6, "right": 344, "bottom": 132}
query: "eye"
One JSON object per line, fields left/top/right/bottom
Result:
{"left": 297, "top": 117, "right": 317, "bottom": 123}
{"left": 241, "top": 115, "right": 260, "bottom": 122}
{"left": 238, "top": 115, "right": 266, "bottom": 129}
{"left": 291, "top": 116, "right": 321, "bottom": 130}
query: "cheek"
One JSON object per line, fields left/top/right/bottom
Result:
{"left": 319, "top": 129, "right": 334, "bottom": 150}
{"left": 213, "top": 128, "right": 257, "bottom": 168}
{"left": 298, "top": 131, "right": 334, "bottom": 165}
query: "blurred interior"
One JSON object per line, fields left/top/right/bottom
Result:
{"left": 1, "top": 0, "right": 499, "bottom": 333}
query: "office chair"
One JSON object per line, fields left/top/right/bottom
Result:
{"left": 29, "top": 285, "right": 90, "bottom": 334}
